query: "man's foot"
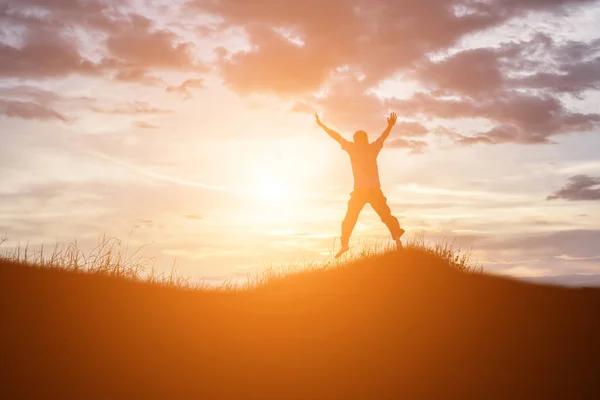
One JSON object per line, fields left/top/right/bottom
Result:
{"left": 394, "top": 228, "right": 405, "bottom": 249}
{"left": 335, "top": 245, "right": 350, "bottom": 258}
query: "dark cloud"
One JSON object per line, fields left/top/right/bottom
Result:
{"left": 411, "top": 33, "right": 560, "bottom": 98}
{"left": 0, "top": 0, "right": 121, "bottom": 79}
{"left": 190, "top": 0, "right": 596, "bottom": 92}
{"left": 547, "top": 175, "right": 600, "bottom": 201}
{"left": 389, "top": 33, "right": 600, "bottom": 145}
{"left": 0, "top": 32, "right": 100, "bottom": 79}
{"left": 0, "top": 2, "right": 205, "bottom": 83}
{"left": 188, "top": 1, "right": 599, "bottom": 147}
{"left": 0, "top": 99, "right": 68, "bottom": 121}
{"left": 414, "top": 48, "right": 505, "bottom": 97}
{"left": 517, "top": 57, "right": 600, "bottom": 95}
{"left": 166, "top": 79, "right": 205, "bottom": 99}
{"left": 509, "top": 37, "right": 600, "bottom": 95}
{"left": 392, "top": 91, "right": 600, "bottom": 145}
{"left": 103, "top": 15, "right": 206, "bottom": 74}
{"left": 1, "top": 0, "right": 599, "bottom": 150}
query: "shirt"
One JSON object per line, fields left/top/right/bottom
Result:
{"left": 341, "top": 138, "right": 384, "bottom": 190}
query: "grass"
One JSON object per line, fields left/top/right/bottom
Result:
{"left": 0, "top": 235, "right": 200, "bottom": 289}
{"left": 0, "top": 235, "right": 481, "bottom": 290}
{"left": 1, "top": 236, "right": 599, "bottom": 399}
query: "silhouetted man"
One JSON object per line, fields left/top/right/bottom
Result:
{"left": 316, "top": 112, "right": 404, "bottom": 258}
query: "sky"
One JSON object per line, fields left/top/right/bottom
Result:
{"left": 1, "top": 0, "right": 600, "bottom": 284}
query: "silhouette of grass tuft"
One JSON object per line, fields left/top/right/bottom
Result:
{"left": 1, "top": 234, "right": 480, "bottom": 290}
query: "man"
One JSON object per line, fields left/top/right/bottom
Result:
{"left": 316, "top": 112, "right": 405, "bottom": 258}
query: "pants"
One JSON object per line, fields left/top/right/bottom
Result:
{"left": 341, "top": 188, "right": 402, "bottom": 246}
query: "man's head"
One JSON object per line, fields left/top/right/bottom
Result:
{"left": 353, "top": 130, "right": 369, "bottom": 145}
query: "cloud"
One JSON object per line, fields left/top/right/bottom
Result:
{"left": 392, "top": 122, "right": 429, "bottom": 137}
{"left": 133, "top": 121, "right": 158, "bottom": 129}
{"left": 525, "top": 274, "right": 600, "bottom": 287}
{"left": 1, "top": 0, "right": 117, "bottom": 29}
{"left": 481, "top": 229, "right": 600, "bottom": 256}
{"left": 0, "top": 86, "right": 70, "bottom": 124}
{"left": 387, "top": 138, "right": 428, "bottom": 154}
{"left": 114, "top": 69, "right": 164, "bottom": 86}
{"left": 392, "top": 91, "right": 600, "bottom": 145}
{"left": 186, "top": 1, "right": 599, "bottom": 147}
{"left": 0, "top": 2, "right": 206, "bottom": 83}
{"left": 103, "top": 15, "right": 205, "bottom": 73}
{"left": 166, "top": 78, "right": 205, "bottom": 99}
{"left": 304, "top": 74, "right": 391, "bottom": 132}
{"left": 92, "top": 152, "right": 228, "bottom": 191}
{"left": 410, "top": 34, "right": 555, "bottom": 98}
{"left": 0, "top": 32, "right": 100, "bottom": 79}
{"left": 90, "top": 101, "right": 173, "bottom": 115}
{"left": 290, "top": 102, "right": 313, "bottom": 114}
{"left": 385, "top": 33, "right": 600, "bottom": 145}
{"left": 0, "top": 0, "right": 119, "bottom": 79}
{"left": 214, "top": 26, "right": 334, "bottom": 96}
{"left": 0, "top": 99, "right": 68, "bottom": 121}
{"left": 135, "top": 219, "right": 154, "bottom": 228}
{"left": 547, "top": 175, "right": 600, "bottom": 201}
{"left": 514, "top": 38, "right": 600, "bottom": 95}
{"left": 0, "top": 85, "right": 63, "bottom": 104}
{"left": 1, "top": 0, "right": 599, "bottom": 150}
{"left": 554, "top": 254, "right": 600, "bottom": 261}
{"left": 414, "top": 48, "right": 505, "bottom": 97}
{"left": 0, "top": 85, "right": 172, "bottom": 121}
{"left": 191, "top": 0, "right": 596, "bottom": 93}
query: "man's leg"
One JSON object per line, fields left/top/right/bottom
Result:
{"left": 337, "top": 191, "right": 366, "bottom": 258}
{"left": 369, "top": 189, "right": 405, "bottom": 248}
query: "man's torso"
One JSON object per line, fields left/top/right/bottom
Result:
{"left": 342, "top": 142, "right": 382, "bottom": 190}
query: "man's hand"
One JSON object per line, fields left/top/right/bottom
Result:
{"left": 315, "top": 112, "right": 324, "bottom": 127}
{"left": 387, "top": 112, "right": 398, "bottom": 127}
{"left": 375, "top": 112, "right": 398, "bottom": 146}
{"left": 315, "top": 113, "right": 347, "bottom": 146}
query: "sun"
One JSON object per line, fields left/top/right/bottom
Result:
{"left": 253, "top": 173, "right": 290, "bottom": 203}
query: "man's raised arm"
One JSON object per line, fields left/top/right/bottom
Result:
{"left": 315, "top": 113, "right": 347, "bottom": 146}
{"left": 374, "top": 112, "right": 398, "bottom": 147}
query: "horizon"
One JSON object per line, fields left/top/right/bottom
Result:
{"left": 1, "top": 0, "right": 600, "bottom": 284}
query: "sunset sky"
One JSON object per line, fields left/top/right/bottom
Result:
{"left": 1, "top": 0, "right": 599, "bottom": 283}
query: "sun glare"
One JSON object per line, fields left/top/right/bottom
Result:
{"left": 256, "top": 175, "right": 287, "bottom": 201}
{"left": 252, "top": 172, "right": 290, "bottom": 203}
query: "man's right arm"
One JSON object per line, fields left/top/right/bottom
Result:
{"left": 373, "top": 112, "right": 398, "bottom": 149}
{"left": 315, "top": 113, "right": 349, "bottom": 147}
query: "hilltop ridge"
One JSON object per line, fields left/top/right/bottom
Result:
{"left": 1, "top": 246, "right": 600, "bottom": 399}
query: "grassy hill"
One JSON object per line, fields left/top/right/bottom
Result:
{"left": 1, "top": 245, "right": 600, "bottom": 399}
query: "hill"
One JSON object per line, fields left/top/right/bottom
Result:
{"left": 1, "top": 246, "right": 600, "bottom": 399}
